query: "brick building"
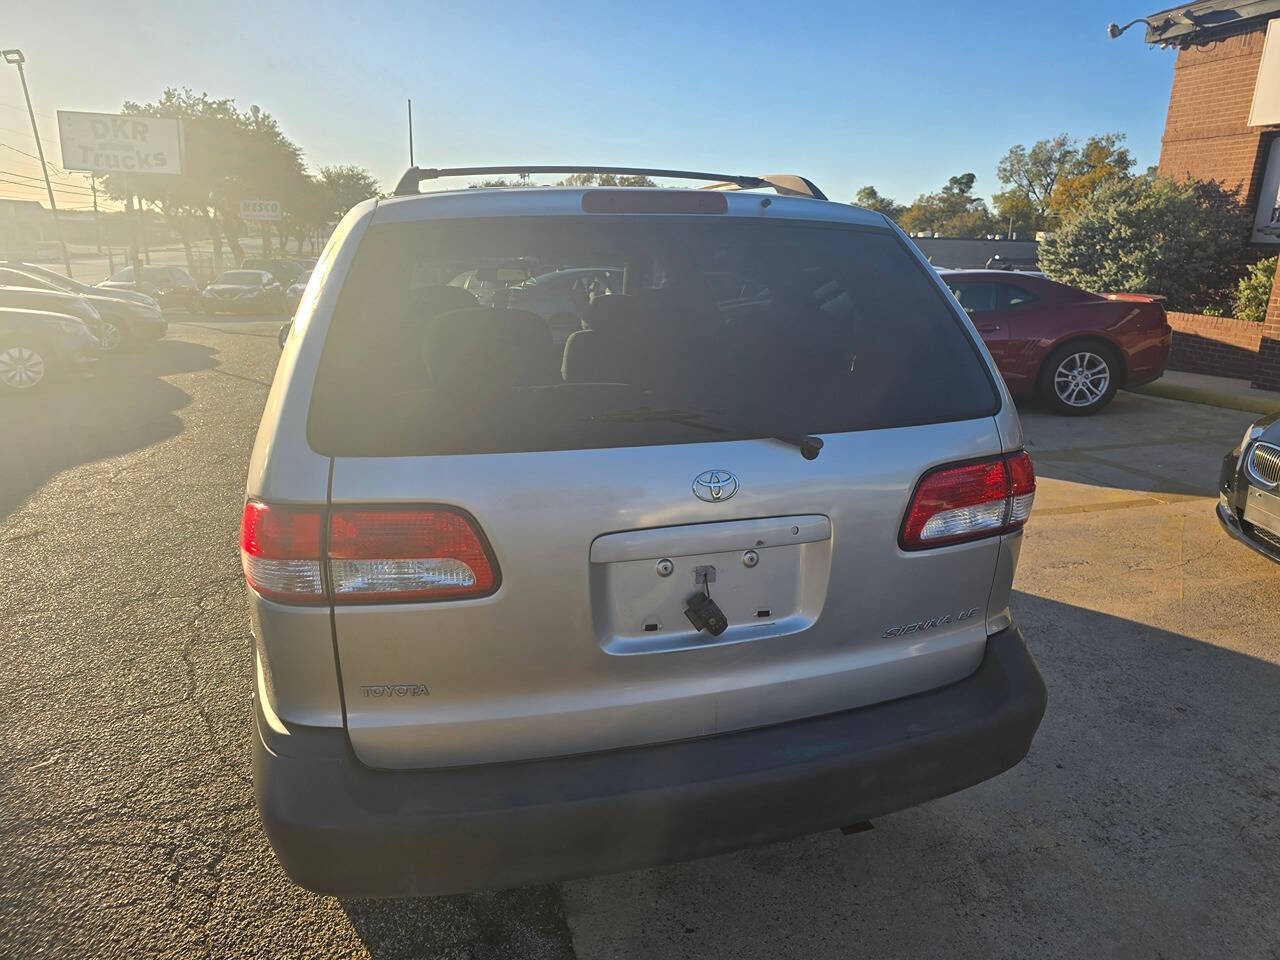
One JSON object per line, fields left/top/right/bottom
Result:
{"left": 1119, "top": 1, "right": 1280, "bottom": 388}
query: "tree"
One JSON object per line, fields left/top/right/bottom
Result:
{"left": 899, "top": 173, "right": 995, "bottom": 238}
{"left": 316, "top": 165, "right": 381, "bottom": 221}
{"left": 852, "top": 186, "right": 905, "bottom": 221}
{"left": 1048, "top": 133, "right": 1134, "bottom": 222}
{"left": 991, "top": 188, "right": 1038, "bottom": 239}
{"left": 557, "top": 173, "right": 657, "bottom": 187}
{"left": 1039, "top": 174, "right": 1252, "bottom": 312}
{"left": 101, "top": 88, "right": 310, "bottom": 271}
{"left": 995, "top": 133, "right": 1076, "bottom": 231}
{"left": 1234, "top": 256, "right": 1277, "bottom": 324}
{"left": 467, "top": 177, "right": 539, "bottom": 188}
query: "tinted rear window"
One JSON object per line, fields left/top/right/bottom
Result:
{"left": 309, "top": 216, "right": 998, "bottom": 456}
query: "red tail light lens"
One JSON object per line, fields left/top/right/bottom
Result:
{"left": 1005, "top": 451, "right": 1036, "bottom": 531}
{"left": 239, "top": 502, "right": 325, "bottom": 603}
{"left": 328, "top": 509, "right": 497, "bottom": 602}
{"left": 241, "top": 503, "right": 499, "bottom": 604}
{"left": 900, "top": 452, "right": 1036, "bottom": 550}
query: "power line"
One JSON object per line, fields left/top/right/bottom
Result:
{"left": 0, "top": 178, "right": 103, "bottom": 201}
{"left": 0, "top": 169, "right": 95, "bottom": 194}
{"left": 0, "top": 141, "right": 69, "bottom": 176}
{"left": 0, "top": 100, "right": 60, "bottom": 123}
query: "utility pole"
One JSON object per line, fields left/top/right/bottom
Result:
{"left": 2, "top": 49, "right": 74, "bottom": 278}
{"left": 408, "top": 98, "right": 414, "bottom": 166}
{"left": 127, "top": 174, "right": 142, "bottom": 284}
{"left": 90, "top": 174, "right": 103, "bottom": 253}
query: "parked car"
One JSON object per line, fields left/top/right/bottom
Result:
{"left": 939, "top": 270, "right": 1171, "bottom": 415}
{"left": 284, "top": 270, "right": 313, "bottom": 315}
{"left": 199, "top": 270, "right": 285, "bottom": 314}
{"left": 245, "top": 166, "right": 1046, "bottom": 897}
{"left": 0, "top": 306, "right": 97, "bottom": 393}
{"left": 240, "top": 258, "right": 307, "bottom": 287}
{"left": 0, "top": 260, "right": 161, "bottom": 312}
{"left": 0, "top": 267, "right": 165, "bottom": 351}
{"left": 0, "top": 284, "right": 104, "bottom": 346}
{"left": 1218, "top": 412, "right": 1280, "bottom": 563}
{"left": 446, "top": 262, "right": 533, "bottom": 306}
{"left": 506, "top": 266, "right": 622, "bottom": 339}
{"left": 99, "top": 264, "right": 198, "bottom": 310}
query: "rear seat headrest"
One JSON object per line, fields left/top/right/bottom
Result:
{"left": 579, "top": 294, "right": 635, "bottom": 334}
{"left": 421, "top": 307, "right": 553, "bottom": 389}
{"left": 411, "top": 284, "right": 479, "bottom": 318}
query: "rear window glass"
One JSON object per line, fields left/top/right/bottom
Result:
{"left": 308, "top": 216, "right": 998, "bottom": 456}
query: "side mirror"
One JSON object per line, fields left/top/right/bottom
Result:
{"left": 278, "top": 321, "right": 291, "bottom": 350}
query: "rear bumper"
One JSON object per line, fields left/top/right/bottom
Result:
{"left": 1124, "top": 326, "right": 1172, "bottom": 388}
{"left": 255, "top": 626, "right": 1046, "bottom": 897}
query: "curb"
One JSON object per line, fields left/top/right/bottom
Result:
{"left": 1130, "top": 380, "right": 1280, "bottom": 415}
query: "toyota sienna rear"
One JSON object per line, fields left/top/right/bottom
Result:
{"left": 244, "top": 166, "right": 1046, "bottom": 897}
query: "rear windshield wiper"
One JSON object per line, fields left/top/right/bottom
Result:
{"left": 586, "top": 407, "right": 824, "bottom": 460}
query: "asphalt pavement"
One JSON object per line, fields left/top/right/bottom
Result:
{"left": 1, "top": 318, "right": 1277, "bottom": 958}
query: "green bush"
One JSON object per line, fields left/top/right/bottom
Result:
{"left": 1039, "top": 175, "right": 1251, "bottom": 312}
{"left": 1234, "top": 256, "right": 1277, "bottom": 324}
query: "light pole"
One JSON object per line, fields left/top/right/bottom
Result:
{"left": 1, "top": 48, "right": 74, "bottom": 278}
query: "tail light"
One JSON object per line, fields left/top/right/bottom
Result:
{"left": 328, "top": 509, "right": 496, "bottom": 602}
{"left": 240, "top": 502, "right": 498, "bottom": 605}
{"left": 900, "top": 452, "right": 1036, "bottom": 550}
{"left": 239, "top": 502, "right": 325, "bottom": 603}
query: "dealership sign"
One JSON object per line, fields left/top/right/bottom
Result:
{"left": 1253, "top": 138, "right": 1280, "bottom": 245}
{"left": 239, "top": 200, "right": 282, "bottom": 222}
{"left": 56, "top": 111, "right": 183, "bottom": 176}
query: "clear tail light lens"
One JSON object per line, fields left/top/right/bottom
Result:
{"left": 239, "top": 502, "right": 498, "bottom": 605}
{"left": 328, "top": 509, "right": 497, "bottom": 602}
{"left": 900, "top": 452, "right": 1036, "bottom": 550}
{"left": 239, "top": 502, "right": 325, "bottom": 603}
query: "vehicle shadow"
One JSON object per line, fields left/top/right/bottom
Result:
{"left": 0, "top": 339, "right": 217, "bottom": 521}
{"left": 339, "top": 885, "right": 574, "bottom": 959}
{"left": 551, "top": 591, "right": 1280, "bottom": 960}
{"left": 1018, "top": 390, "right": 1258, "bottom": 498}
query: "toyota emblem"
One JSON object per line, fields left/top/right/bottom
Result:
{"left": 693, "top": 469, "right": 738, "bottom": 503}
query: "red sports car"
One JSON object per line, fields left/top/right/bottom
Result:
{"left": 939, "top": 270, "right": 1172, "bottom": 415}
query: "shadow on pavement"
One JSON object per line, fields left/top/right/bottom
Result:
{"left": 551, "top": 592, "right": 1280, "bottom": 959}
{"left": 340, "top": 886, "right": 574, "bottom": 960}
{"left": 1019, "top": 391, "right": 1254, "bottom": 499}
{"left": 0, "top": 338, "right": 218, "bottom": 521}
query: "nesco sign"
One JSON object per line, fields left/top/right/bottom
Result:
{"left": 56, "top": 110, "right": 184, "bottom": 176}
{"left": 240, "top": 200, "right": 282, "bottom": 222}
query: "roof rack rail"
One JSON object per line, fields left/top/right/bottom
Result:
{"left": 699, "top": 173, "right": 827, "bottom": 201}
{"left": 391, "top": 165, "right": 827, "bottom": 200}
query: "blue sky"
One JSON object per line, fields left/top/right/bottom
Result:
{"left": 0, "top": 0, "right": 1175, "bottom": 210}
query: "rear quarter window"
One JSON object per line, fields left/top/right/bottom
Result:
{"left": 308, "top": 216, "right": 999, "bottom": 456}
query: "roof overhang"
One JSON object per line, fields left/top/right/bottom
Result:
{"left": 1135, "top": 0, "right": 1280, "bottom": 44}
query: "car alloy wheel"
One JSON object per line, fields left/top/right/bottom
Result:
{"left": 0, "top": 345, "right": 47, "bottom": 390}
{"left": 1053, "top": 350, "right": 1110, "bottom": 409}
{"left": 99, "top": 320, "right": 124, "bottom": 352}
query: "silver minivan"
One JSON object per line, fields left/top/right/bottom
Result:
{"left": 245, "top": 166, "right": 1046, "bottom": 897}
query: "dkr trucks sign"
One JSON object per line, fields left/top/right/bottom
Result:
{"left": 56, "top": 111, "right": 184, "bottom": 176}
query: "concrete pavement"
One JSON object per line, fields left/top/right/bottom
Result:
{"left": 1, "top": 328, "right": 1277, "bottom": 958}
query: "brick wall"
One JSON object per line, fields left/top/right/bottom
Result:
{"left": 1158, "top": 21, "right": 1274, "bottom": 211}
{"left": 1167, "top": 311, "right": 1265, "bottom": 379}
{"left": 1256, "top": 264, "right": 1280, "bottom": 390}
